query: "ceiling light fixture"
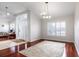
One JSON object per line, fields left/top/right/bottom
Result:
{"left": 0, "top": 4, "right": 11, "bottom": 16}
{"left": 5, "top": 6, "right": 11, "bottom": 16}
{"left": 40, "top": 2, "right": 51, "bottom": 19}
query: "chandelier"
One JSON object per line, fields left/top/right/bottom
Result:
{"left": 40, "top": 2, "right": 51, "bottom": 19}
{"left": 0, "top": 5, "right": 11, "bottom": 16}
{"left": 5, "top": 6, "right": 11, "bottom": 16}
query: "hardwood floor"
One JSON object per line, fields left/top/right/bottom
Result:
{"left": 27, "top": 39, "right": 44, "bottom": 48}
{"left": 6, "top": 52, "right": 26, "bottom": 57}
{"left": 27, "top": 39, "right": 78, "bottom": 57}
{"left": 0, "top": 39, "right": 78, "bottom": 57}
{"left": 0, "top": 43, "right": 26, "bottom": 57}
{"left": 65, "top": 42, "right": 78, "bottom": 57}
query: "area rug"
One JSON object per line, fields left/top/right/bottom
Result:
{"left": 19, "top": 41, "right": 65, "bottom": 57}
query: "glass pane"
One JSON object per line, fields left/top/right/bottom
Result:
{"left": 52, "top": 23, "right": 56, "bottom": 35}
{"left": 56, "top": 22, "right": 61, "bottom": 36}
{"left": 61, "top": 31, "right": 66, "bottom": 36}
{"left": 60, "top": 22, "right": 66, "bottom": 36}
{"left": 52, "top": 32, "right": 55, "bottom": 35}
{"left": 56, "top": 22, "right": 60, "bottom": 28}
{"left": 56, "top": 31, "right": 61, "bottom": 36}
{"left": 48, "top": 22, "right": 56, "bottom": 36}
{"left": 56, "top": 22, "right": 61, "bottom": 31}
{"left": 61, "top": 22, "right": 66, "bottom": 28}
{"left": 52, "top": 23, "right": 55, "bottom": 27}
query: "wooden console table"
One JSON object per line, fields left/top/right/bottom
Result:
{"left": 0, "top": 35, "right": 9, "bottom": 41}
{"left": 8, "top": 33, "right": 16, "bottom": 39}
{"left": 0, "top": 33, "right": 16, "bottom": 41}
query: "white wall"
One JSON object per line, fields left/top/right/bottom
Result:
{"left": 0, "top": 15, "right": 15, "bottom": 33}
{"left": 74, "top": 3, "right": 79, "bottom": 55}
{"left": 0, "top": 22, "right": 9, "bottom": 33}
{"left": 41, "top": 16, "right": 74, "bottom": 42}
{"left": 30, "top": 11, "right": 41, "bottom": 42}
{"left": 0, "top": 20, "right": 16, "bottom": 33}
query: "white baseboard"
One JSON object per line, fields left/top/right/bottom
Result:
{"left": 74, "top": 42, "right": 79, "bottom": 56}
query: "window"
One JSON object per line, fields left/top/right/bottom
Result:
{"left": 48, "top": 21, "right": 66, "bottom": 36}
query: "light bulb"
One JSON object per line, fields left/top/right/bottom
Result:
{"left": 40, "top": 12, "right": 47, "bottom": 16}
{"left": 42, "top": 15, "right": 51, "bottom": 19}
{"left": 43, "top": 16, "right": 46, "bottom": 19}
{"left": 7, "top": 12, "right": 10, "bottom": 16}
{"left": 48, "top": 16, "right": 51, "bottom": 19}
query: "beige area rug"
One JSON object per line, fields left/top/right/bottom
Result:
{"left": 19, "top": 41, "right": 65, "bottom": 57}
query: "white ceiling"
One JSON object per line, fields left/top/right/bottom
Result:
{"left": 0, "top": 2, "right": 76, "bottom": 20}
